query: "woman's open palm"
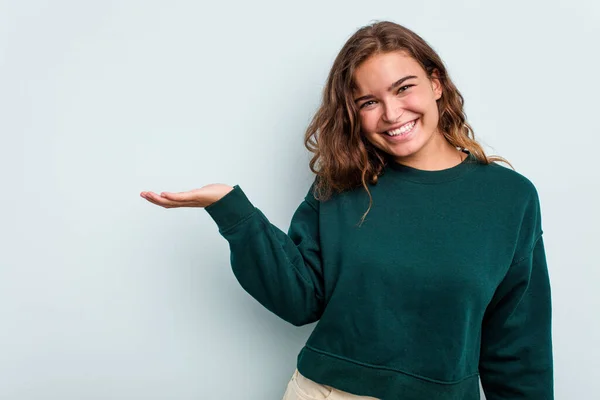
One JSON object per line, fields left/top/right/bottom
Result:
{"left": 140, "top": 183, "right": 234, "bottom": 209}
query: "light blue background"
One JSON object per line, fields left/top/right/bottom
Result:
{"left": 1, "top": 0, "right": 598, "bottom": 398}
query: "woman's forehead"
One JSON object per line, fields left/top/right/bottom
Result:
{"left": 353, "top": 53, "right": 423, "bottom": 93}
{"left": 355, "top": 52, "right": 422, "bottom": 79}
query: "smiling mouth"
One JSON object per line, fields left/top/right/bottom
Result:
{"left": 385, "top": 119, "right": 418, "bottom": 136}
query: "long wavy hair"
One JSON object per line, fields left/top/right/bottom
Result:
{"left": 304, "top": 21, "right": 511, "bottom": 225}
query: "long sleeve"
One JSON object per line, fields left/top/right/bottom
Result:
{"left": 204, "top": 184, "right": 325, "bottom": 326}
{"left": 479, "top": 233, "right": 554, "bottom": 399}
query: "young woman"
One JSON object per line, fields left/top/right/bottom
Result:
{"left": 140, "top": 21, "right": 553, "bottom": 400}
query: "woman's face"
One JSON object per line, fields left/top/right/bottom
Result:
{"left": 353, "top": 51, "right": 445, "bottom": 165}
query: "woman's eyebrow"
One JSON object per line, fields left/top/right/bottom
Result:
{"left": 354, "top": 75, "right": 418, "bottom": 103}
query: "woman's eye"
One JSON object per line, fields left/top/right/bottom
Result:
{"left": 397, "top": 85, "right": 414, "bottom": 94}
{"left": 360, "top": 85, "right": 415, "bottom": 109}
{"left": 360, "top": 100, "right": 376, "bottom": 109}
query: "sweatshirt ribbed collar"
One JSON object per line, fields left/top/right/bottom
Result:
{"left": 385, "top": 150, "right": 478, "bottom": 184}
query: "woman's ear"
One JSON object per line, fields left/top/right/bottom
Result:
{"left": 430, "top": 69, "right": 443, "bottom": 100}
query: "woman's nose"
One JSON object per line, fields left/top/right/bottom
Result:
{"left": 382, "top": 102, "right": 403, "bottom": 123}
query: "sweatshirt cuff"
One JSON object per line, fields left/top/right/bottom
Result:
{"left": 204, "top": 185, "right": 256, "bottom": 232}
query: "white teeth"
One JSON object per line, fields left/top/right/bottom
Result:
{"left": 387, "top": 120, "right": 416, "bottom": 136}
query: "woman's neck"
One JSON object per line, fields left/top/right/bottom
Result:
{"left": 393, "top": 134, "right": 465, "bottom": 171}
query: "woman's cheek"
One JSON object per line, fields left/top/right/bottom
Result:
{"left": 361, "top": 111, "right": 379, "bottom": 133}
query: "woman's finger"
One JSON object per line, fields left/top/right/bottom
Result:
{"left": 158, "top": 191, "right": 201, "bottom": 206}
{"left": 141, "top": 192, "right": 181, "bottom": 208}
{"left": 160, "top": 191, "right": 196, "bottom": 202}
{"left": 140, "top": 192, "right": 170, "bottom": 208}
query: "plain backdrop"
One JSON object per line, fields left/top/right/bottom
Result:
{"left": 1, "top": 0, "right": 599, "bottom": 399}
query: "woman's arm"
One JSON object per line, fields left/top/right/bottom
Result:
{"left": 479, "top": 191, "right": 554, "bottom": 399}
{"left": 205, "top": 185, "right": 325, "bottom": 326}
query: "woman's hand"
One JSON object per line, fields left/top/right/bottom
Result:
{"left": 140, "top": 184, "right": 234, "bottom": 209}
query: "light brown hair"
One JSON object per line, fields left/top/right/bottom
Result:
{"left": 304, "top": 20, "right": 511, "bottom": 225}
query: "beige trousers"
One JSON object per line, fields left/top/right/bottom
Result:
{"left": 282, "top": 369, "right": 379, "bottom": 400}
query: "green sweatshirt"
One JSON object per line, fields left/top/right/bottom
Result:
{"left": 205, "top": 151, "right": 553, "bottom": 399}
